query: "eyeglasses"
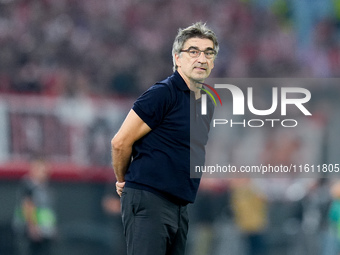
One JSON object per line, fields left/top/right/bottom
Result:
{"left": 180, "top": 47, "right": 216, "bottom": 59}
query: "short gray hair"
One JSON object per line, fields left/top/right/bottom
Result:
{"left": 172, "top": 22, "right": 219, "bottom": 72}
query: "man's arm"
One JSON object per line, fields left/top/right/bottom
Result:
{"left": 111, "top": 109, "right": 151, "bottom": 196}
{"left": 22, "top": 197, "right": 41, "bottom": 240}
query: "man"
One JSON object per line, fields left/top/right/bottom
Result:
{"left": 111, "top": 22, "right": 218, "bottom": 255}
{"left": 13, "top": 157, "right": 57, "bottom": 255}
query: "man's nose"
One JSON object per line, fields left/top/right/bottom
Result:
{"left": 197, "top": 52, "right": 208, "bottom": 63}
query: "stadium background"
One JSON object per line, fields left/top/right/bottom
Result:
{"left": 0, "top": 0, "right": 340, "bottom": 254}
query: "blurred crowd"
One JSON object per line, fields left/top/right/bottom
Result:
{"left": 1, "top": 0, "right": 340, "bottom": 98}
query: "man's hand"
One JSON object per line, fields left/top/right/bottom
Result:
{"left": 116, "top": 181, "right": 125, "bottom": 197}
{"left": 28, "top": 224, "right": 42, "bottom": 241}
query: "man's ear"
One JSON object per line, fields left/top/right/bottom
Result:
{"left": 174, "top": 53, "right": 181, "bottom": 69}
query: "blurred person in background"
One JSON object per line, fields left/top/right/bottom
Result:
{"left": 111, "top": 22, "right": 218, "bottom": 255}
{"left": 12, "top": 157, "right": 57, "bottom": 255}
{"left": 231, "top": 179, "right": 268, "bottom": 255}
{"left": 188, "top": 178, "right": 231, "bottom": 255}
{"left": 325, "top": 180, "right": 340, "bottom": 255}
{"left": 301, "top": 178, "right": 331, "bottom": 255}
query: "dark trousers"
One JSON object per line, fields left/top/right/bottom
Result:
{"left": 28, "top": 238, "right": 52, "bottom": 255}
{"left": 121, "top": 187, "right": 189, "bottom": 255}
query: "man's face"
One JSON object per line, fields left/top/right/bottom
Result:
{"left": 30, "top": 160, "right": 50, "bottom": 184}
{"left": 175, "top": 37, "right": 215, "bottom": 86}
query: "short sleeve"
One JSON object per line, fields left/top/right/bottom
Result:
{"left": 132, "top": 83, "right": 172, "bottom": 129}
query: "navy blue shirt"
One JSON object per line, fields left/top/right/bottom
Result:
{"left": 125, "top": 71, "right": 214, "bottom": 204}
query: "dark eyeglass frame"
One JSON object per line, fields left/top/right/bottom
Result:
{"left": 180, "top": 46, "right": 217, "bottom": 59}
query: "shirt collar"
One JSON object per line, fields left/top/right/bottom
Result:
{"left": 172, "top": 71, "right": 190, "bottom": 91}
